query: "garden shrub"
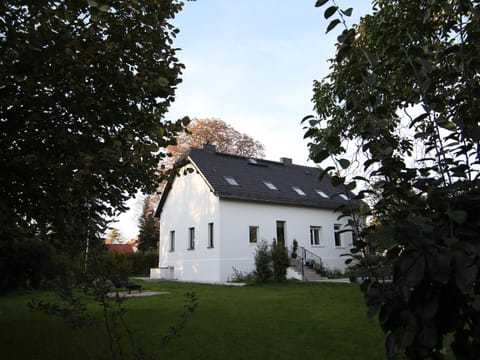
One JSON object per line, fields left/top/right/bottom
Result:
{"left": 254, "top": 240, "right": 272, "bottom": 283}
{"left": 92, "top": 251, "right": 157, "bottom": 280}
{"left": 254, "top": 240, "right": 290, "bottom": 283}
{"left": 271, "top": 241, "right": 289, "bottom": 282}
{"left": 0, "top": 238, "right": 66, "bottom": 291}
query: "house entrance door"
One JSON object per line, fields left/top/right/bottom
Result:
{"left": 276, "top": 221, "right": 286, "bottom": 245}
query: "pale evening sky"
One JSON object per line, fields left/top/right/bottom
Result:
{"left": 116, "top": 0, "right": 373, "bottom": 239}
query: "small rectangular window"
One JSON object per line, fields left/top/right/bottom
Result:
{"left": 188, "top": 227, "right": 195, "bottom": 250}
{"left": 249, "top": 226, "right": 258, "bottom": 243}
{"left": 224, "top": 176, "right": 239, "bottom": 186}
{"left": 310, "top": 226, "right": 321, "bottom": 246}
{"left": 169, "top": 230, "right": 175, "bottom": 252}
{"left": 263, "top": 181, "right": 278, "bottom": 190}
{"left": 208, "top": 223, "right": 214, "bottom": 248}
{"left": 292, "top": 186, "right": 306, "bottom": 196}
{"left": 334, "top": 224, "right": 342, "bottom": 247}
{"left": 316, "top": 190, "right": 329, "bottom": 198}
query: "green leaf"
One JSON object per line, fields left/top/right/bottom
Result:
{"left": 447, "top": 209, "right": 467, "bottom": 224}
{"left": 337, "top": 29, "right": 350, "bottom": 43}
{"left": 326, "top": 19, "right": 341, "bottom": 33}
{"left": 455, "top": 264, "right": 477, "bottom": 294}
{"left": 345, "top": 181, "right": 356, "bottom": 191}
{"left": 319, "top": 166, "right": 335, "bottom": 181}
{"left": 315, "top": 0, "right": 329, "bottom": 7}
{"left": 437, "top": 120, "right": 456, "bottom": 131}
{"left": 338, "top": 158, "right": 350, "bottom": 169}
{"left": 431, "top": 253, "right": 451, "bottom": 284}
{"left": 353, "top": 175, "right": 370, "bottom": 183}
{"left": 409, "top": 112, "right": 430, "bottom": 128}
{"left": 362, "top": 49, "right": 378, "bottom": 67}
{"left": 324, "top": 5, "right": 338, "bottom": 19}
{"left": 341, "top": 8, "right": 353, "bottom": 16}
{"left": 331, "top": 175, "right": 345, "bottom": 187}
{"left": 471, "top": 295, "right": 480, "bottom": 311}
{"left": 366, "top": 303, "right": 380, "bottom": 319}
{"left": 336, "top": 45, "right": 351, "bottom": 62}
{"left": 418, "top": 78, "right": 431, "bottom": 92}
{"left": 419, "top": 323, "right": 437, "bottom": 348}
{"left": 156, "top": 77, "right": 169, "bottom": 87}
{"left": 301, "top": 115, "right": 315, "bottom": 124}
{"left": 98, "top": 4, "right": 109, "bottom": 12}
{"left": 87, "top": 0, "right": 98, "bottom": 7}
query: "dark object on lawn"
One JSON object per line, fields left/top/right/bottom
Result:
{"left": 110, "top": 275, "right": 142, "bottom": 294}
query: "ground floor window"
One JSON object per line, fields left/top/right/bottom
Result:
{"left": 208, "top": 222, "right": 214, "bottom": 248}
{"left": 334, "top": 224, "right": 342, "bottom": 247}
{"left": 249, "top": 226, "right": 258, "bottom": 243}
{"left": 169, "top": 230, "right": 175, "bottom": 251}
{"left": 310, "top": 226, "right": 321, "bottom": 246}
{"left": 188, "top": 227, "right": 195, "bottom": 250}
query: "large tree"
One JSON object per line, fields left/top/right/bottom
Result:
{"left": 0, "top": 0, "right": 187, "bottom": 262}
{"left": 165, "top": 118, "right": 265, "bottom": 167}
{"left": 137, "top": 196, "right": 159, "bottom": 252}
{"left": 305, "top": 0, "right": 480, "bottom": 358}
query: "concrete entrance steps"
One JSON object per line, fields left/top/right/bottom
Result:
{"left": 289, "top": 258, "right": 327, "bottom": 281}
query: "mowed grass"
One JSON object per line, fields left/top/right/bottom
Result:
{"left": 0, "top": 281, "right": 386, "bottom": 359}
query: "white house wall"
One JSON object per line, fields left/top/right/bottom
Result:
{"left": 158, "top": 165, "right": 222, "bottom": 282}
{"left": 218, "top": 199, "right": 354, "bottom": 281}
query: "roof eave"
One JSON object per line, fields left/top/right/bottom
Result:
{"left": 217, "top": 194, "right": 356, "bottom": 211}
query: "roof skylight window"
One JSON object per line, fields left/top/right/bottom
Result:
{"left": 292, "top": 186, "right": 306, "bottom": 196}
{"left": 316, "top": 190, "right": 329, "bottom": 198}
{"left": 339, "top": 194, "right": 349, "bottom": 200}
{"left": 224, "top": 176, "right": 239, "bottom": 186}
{"left": 263, "top": 181, "right": 278, "bottom": 190}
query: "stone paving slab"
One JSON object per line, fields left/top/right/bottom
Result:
{"left": 108, "top": 290, "right": 170, "bottom": 298}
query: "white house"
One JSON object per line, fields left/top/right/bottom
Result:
{"left": 151, "top": 144, "right": 360, "bottom": 282}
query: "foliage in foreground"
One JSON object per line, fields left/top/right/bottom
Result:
{"left": 0, "top": 0, "right": 188, "bottom": 287}
{"left": 29, "top": 279, "right": 198, "bottom": 360}
{"left": 306, "top": 0, "right": 480, "bottom": 358}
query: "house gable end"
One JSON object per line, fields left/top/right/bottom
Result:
{"left": 155, "top": 157, "right": 217, "bottom": 218}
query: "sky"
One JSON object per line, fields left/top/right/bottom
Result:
{"left": 116, "top": 0, "right": 373, "bottom": 240}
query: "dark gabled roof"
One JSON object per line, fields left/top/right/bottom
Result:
{"left": 156, "top": 144, "right": 359, "bottom": 217}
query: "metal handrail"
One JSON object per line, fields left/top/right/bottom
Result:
{"left": 289, "top": 245, "right": 322, "bottom": 280}
{"left": 299, "top": 246, "right": 323, "bottom": 267}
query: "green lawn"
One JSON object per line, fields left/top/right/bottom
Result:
{"left": 0, "top": 281, "right": 386, "bottom": 359}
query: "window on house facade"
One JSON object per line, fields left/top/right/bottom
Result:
{"left": 169, "top": 230, "right": 175, "bottom": 252}
{"left": 249, "top": 226, "right": 258, "bottom": 243}
{"left": 292, "top": 186, "right": 306, "bottom": 196}
{"left": 263, "top": 181, "right": 278, "bottom": 190}
{"left": 224, "top": 176, "right": 239, "bottom": 186}
{"left": 316, "top": 190, "right": 329, "bottom": 198}
{"left": 208, "top": 222, "right": 214, "bottom": 248}
{"left": 310, "top": 226, "right": 322, "bottom": 246}
{"left": 276, "top": 220, "right": 286, "bottom": 245}
{"left": 188, "top": 227, "right": 195, "bottom": 250}
{"left": 334, "top": 224, "right": 342, "bottom": 247}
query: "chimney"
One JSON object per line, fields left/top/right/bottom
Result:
{"left": 203, "top": 143, "right": 216, "bottom": 153}
{"left": 280, "top": 157, "right": 292, "bottom": 166}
